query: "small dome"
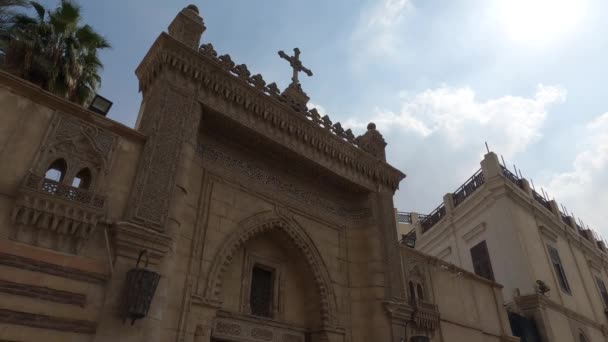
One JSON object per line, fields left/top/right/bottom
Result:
{"left": 367, "top": 122, "right": 376, "bottom": 130}
{"left": 186, "top": 4, "right": 199, "bottom": 13}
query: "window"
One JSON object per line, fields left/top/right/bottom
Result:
{"left": 44, "top": 159, "right": 67, "bottom": 182}
{"left": 596, "top": 277, "right": 608, "bottom": 308}
{"left": 72, "top": 168, "right": 92, "bottom": 189}
{"left": 548, "top": 245, "right": 571, "bottom": 294}
{"left": 470, "top": 240, "right": 495, "bottom": 281}
{"left": 579, "top": 332, "right": 589, "bottom": 342}
{"left": 250, "top": 265, "right": 274, "bottom": 317}
{"left": 416, "top": 283, "right": 424, "bottom": 301}
{"left": 408, "top": 281, "right": 415, "bottom": 303}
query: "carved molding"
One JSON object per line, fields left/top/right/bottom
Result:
{"left": 135, "top": 33, "right": 405, "bottom": 192}
{"left": 513, "top": 294, "right": 605, "bottom": 331}
{"left": 212, "top": 316, "right": 305, "bottom": 342}
{"left": 196, "top": 142, "right": 371, "bottom": 224}
{"left": 110, "top": 221, "right": 172, "bottom": 266}
{"left": 0, "top": 309, "right": 96, "bottom": 334}
{"left": 462, "top": 222, "right": 486, "bottom": 242}
{"left": 0, "top": 252, "right": 108, "bottom": 284}
{"left": 11, "top": 173, "right": 106, "bottom": 253}
{"left": 0, "top": 279, "right": 86, "bottom": 306}
{"left": 539, "top": 225, "right": 558, "bottom": 243}
{"left": 204, "top": 210, "right": 340, "bottom": 328}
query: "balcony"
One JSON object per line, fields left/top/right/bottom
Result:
{"left": 11, "top": 172, "right": 107, "bottom": 252}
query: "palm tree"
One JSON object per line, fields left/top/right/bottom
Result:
{"left": 1, "top": 0, "right": 109, "bottom": 105}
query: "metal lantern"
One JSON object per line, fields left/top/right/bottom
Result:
{"left": 123, "top": 250, "right": 160, "bottom": 325}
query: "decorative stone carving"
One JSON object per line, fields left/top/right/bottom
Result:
{"left": 355, "top": 123, "right": 387, "bottom": 161}
{"left": 196, "top": 142, "right": 371, "bottom": 224}
{"left": 127, "top": 86, "right": 195, "bottom": 230}
{"left": 11, "top": 113, "right": 116, "bottom": 253}
{"left": 205, "top": 210, "right": 340, "bottom": 328}
{"left": 136, "top": 33, "right": 405, "bottom": 191}
{"left": 251, "top": 327, "right": 273, "bottom": 341}
{"left": 212, "top": 315, "right": 308, "bottom": 342}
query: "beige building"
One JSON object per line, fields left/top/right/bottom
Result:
{"left": 0, "top": 5, "right": 517, "bottom": 342}
{"left": 399, "top": 152, "right": 608, "bottom": 342}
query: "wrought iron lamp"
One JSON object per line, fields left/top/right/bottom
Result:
{"left": 123, "top": 250, "right": 160, "bottom": 325}
{"left": 88, "top": 94, "right": 113, "bottom": 116}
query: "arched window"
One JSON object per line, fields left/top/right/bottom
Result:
{"left": 72, "top": 168, "right": 92, "bottom": 189}
{"left": 409, "top": 281, "right": 416, "bottom": 303}
{"left": 417, "top": 283, "right": 424, "bottom": 300}
{"left": 44, "top": 159, "right": 67, "bottom": 182}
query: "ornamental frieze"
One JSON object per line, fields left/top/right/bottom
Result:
{"left": 196, "top": 142, "right": 372, "bottom": 224}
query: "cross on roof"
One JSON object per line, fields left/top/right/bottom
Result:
{"left": 278, "top": 48, "right": 313, "bottom": 86}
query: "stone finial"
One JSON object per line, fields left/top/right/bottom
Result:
{"left": 355, "top": 122, "right": 387, "bottom": 160}
{"left": 168, "top": 4, "right": 206, "bottom": 49}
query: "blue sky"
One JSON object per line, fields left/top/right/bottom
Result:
{"left": 37, "top": 0, "right": 608, "bottom": 234}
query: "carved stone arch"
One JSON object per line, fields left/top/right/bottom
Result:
{"left": 36, "top": 115, "right": 116, "bottom": 190}
{"left": 205, "top": 210, "right": 340, "bottom": 327}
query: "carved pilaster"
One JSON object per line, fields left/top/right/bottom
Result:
{"left": 127, "top": 83, "right": 197, "bottom": 230}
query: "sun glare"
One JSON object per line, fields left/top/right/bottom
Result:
{"left": 496, "top": 0, "right": 586, "bottom": 45}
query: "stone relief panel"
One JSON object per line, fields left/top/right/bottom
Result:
{"left": 196, "top": 139, "right": 371, "bottom": 225}
{"left": 212, "top": 317, "right": 305, "bottom": 342}
{"left": 127, "top": 86, "right": 195, "bottom": 230}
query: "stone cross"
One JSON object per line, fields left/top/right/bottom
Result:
{"left": 278, "top": 48, "right": 313, "bottom": 85}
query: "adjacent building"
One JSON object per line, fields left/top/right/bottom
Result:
{"left": 398, "top": 152, "right": 608, "bottom": 342}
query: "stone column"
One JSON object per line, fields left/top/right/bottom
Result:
{"left": 443, "top": 193, "right": 454, "bottom": 214}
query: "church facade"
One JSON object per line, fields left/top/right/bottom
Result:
{"left": 0, "top": 6, "right": 516, "bottom": 342}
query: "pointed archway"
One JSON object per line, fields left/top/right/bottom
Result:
{"left": 204, "top": 210, "right": 339, "bottom": 328}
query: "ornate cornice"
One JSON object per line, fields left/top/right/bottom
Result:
{"left": 135, "top": 33, "right": 405, "bottom": 192}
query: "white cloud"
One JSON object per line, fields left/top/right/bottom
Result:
{"left": 346, "top": 84, "right": 566, "bottom": 158}
{"left": 351, "top": 0, "right": 413, "bottom": 59}
{"left": 546, "top": 112, "right": 608, "bottom": 232}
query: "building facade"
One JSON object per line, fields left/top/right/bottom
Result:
{"left": 0, "top": 5, "right": 517, "bottom": 342}
{"left": 399, "top": 152, "right": 608, "bottom": 342}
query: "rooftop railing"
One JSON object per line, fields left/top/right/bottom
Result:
{"left": 397, "top": 212, "right": 412, "bottom": 224}
{"left": 453, "top": 169, "right": 485, "bottom": 207}
{"left": 420, "top": 204, "right": 446, "bottom": 234}
{"left": 532, "top": 190, "right": 551, "bottom": 212}
{"left": 501, "top": 166, "right": 522, "bottom": 187}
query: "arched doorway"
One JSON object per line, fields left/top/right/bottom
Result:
{"left": 204, "top": 212, "right": 341, "bottom": 342}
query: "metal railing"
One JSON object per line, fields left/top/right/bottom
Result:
{"left": 397, "top": 212, "right": 412, "bottom": 224}
{"left": 420, "top": 204, "right": 446, "bottom": 234}
{"left": 532, "top": 190, "right": 551, "bottom": 212}
{"left": 501, "top": 166, "right": 522, "bottom": 187}
{"left": 23, "top": 172, "right": 106, "bottom": 210}
{"left": 452, "top": 169, "right": 485, "bottom": 207}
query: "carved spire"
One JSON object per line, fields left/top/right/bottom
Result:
{"left": 168, "top": 4, "right": 206, "bottom": 49}
{"left": 356, "top": 123, "right": 387, "bottom": 161}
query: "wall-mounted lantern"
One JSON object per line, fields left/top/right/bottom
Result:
{"left": 123, "top": 250, "right": 160, "bottom": 325}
